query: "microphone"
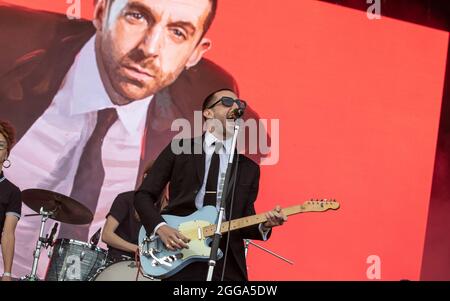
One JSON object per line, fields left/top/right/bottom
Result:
{"left": 230, "top": 108, "right": 245, "bottom": 119}
{"left": 47, "top": 222, "right": 59, "bottom": 247}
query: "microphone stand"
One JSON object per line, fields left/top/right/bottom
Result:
{"left": 206, "top": 119, "right": 241, "bottom": 281}
{"left": 244, "top": 239, "right": 294, "bottom": 265}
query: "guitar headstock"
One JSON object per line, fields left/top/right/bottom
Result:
{"left": 302, "top": 199, "right": 340, "bottom": 212}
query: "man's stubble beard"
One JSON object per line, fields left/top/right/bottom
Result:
{"left": 97, "top": 35, "right": 186, "bottom": 104}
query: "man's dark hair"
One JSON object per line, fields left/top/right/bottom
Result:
{"left": 95, "top": 0, "right": 218, "bottom": 37}
{"left": 203, "top": 0, "right": 218, "bottom": 37}
{"left": 202, "top": 88, "right": 236, "bottom": 112}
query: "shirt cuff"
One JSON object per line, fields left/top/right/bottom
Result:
{"left": 150, "top": 222, "right": 168, "bottom": 240}
{"left": 5, "top": 212, "right": 21, "bottom": 220}
{"left": 258, "top": 223, "right": 270, "bottom": 241}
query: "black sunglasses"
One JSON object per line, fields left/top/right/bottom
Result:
{"left": 207, "top": 96, "right": 247, "bottom": 110}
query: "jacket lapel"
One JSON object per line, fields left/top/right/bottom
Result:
{"left": 193, "top": 135, "right": 205, "bottom": 185}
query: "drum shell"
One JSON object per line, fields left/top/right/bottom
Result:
{"left": 45, "top": 239, "right": 107, "bottom": 281}
{"left": 91, "top": 260, "right": 157, "bottom": 281}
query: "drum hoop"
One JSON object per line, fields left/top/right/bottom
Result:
{"left": 90, "top": 260, "right": 156, "bottom": 281}
{"left": 90, "top": 260, "right": 119, "bottom": 281}
{"left": 54, "top": 238, "right": 108, "bottom": 254}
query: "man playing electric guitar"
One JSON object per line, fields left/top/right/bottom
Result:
{"left": 134, "top": 89, "right": 287, "bottom": 281}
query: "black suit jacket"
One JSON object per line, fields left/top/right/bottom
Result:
{"left": 135, "top": 136, "right": 270, "bottom": 280}
{"left": 0, "top": 5, "right": 266, "bottom": 186}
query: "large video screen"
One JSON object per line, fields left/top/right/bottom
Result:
{"left": 0, "top": 0, "right": 448, "bottom": 280}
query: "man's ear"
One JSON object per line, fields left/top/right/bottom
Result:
{"left": 186, "top": 38, "right": 212, "bottom": 69}
{"left": 93, "top": 0, "right": 107, "bottom": 31}
{"left": 203, "top": 109, "right": 213, "bottom": 120}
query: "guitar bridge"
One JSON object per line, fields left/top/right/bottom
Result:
{"left": 140, "top": 236, "right": 162, "bottom": 257}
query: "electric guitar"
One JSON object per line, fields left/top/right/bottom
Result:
{"left": 138, "top": 199, "right": 340, "bottom": 279}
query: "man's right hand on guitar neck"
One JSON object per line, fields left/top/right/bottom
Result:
{"left": 156, "top": 225, "right": 190, "bottom": 251}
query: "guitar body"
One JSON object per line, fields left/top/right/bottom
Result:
{"left": 138, "top": 206, "right": 223, "bottom": 279}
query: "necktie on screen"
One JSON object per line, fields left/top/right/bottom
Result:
{"left": 58, "top": 108, "right": 118, "bottom": 241}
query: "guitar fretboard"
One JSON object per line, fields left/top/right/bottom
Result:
{"left": 202, "top": 204, "right": 310, "bottom": 238}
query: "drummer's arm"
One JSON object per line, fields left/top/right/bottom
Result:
{"left": 101, "top": 216, "right": 139, "bottom": 254}
{"left": 1, "top": 215, "right": 19, "bottom": 281}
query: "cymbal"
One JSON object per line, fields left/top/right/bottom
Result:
{"left": 22, "top": 189, "right": 93, "bottom": 225}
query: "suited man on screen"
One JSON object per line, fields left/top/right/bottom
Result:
{"left": 0, "top": 0, "right": 267, "bottom": 278}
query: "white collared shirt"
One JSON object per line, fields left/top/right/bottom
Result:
{"left": 153, "top": 131, "right": 269, "bottom": 240}
{"left": 2, "top": 36, "right": 152, "bottom": 277}
{"left": 194, "top": 131, "right": 233, "bottom": 210}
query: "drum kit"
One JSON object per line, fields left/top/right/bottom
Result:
{"left": 20, "top": 189, "right": 156, "bottom": 281}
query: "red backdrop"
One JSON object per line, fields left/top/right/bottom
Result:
{"left": 2, "top": 0, "right": 448, "bottom": 280}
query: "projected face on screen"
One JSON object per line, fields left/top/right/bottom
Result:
{"left": 94, "top": 0, "right": 213, "bottom": 102}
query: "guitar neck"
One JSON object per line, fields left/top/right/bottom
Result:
{"left": 202, "top": 205, "right": 304, "bottom": 238}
